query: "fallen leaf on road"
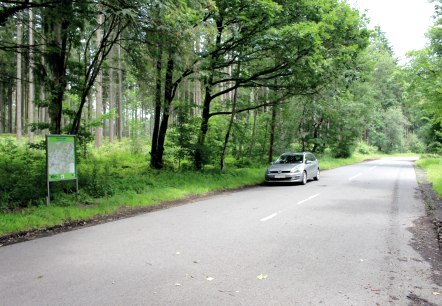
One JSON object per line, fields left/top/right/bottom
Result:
{"left": 433, "top": 292, "right": 440, "bottom": 295}
{"left": 175, "top": 283, "right": 181, "bottom": 286}
{"left": 206, "top": 277, "right": 214, "bottom": 281}
{"left": 175, "top": 252, "right": 181, "bottom": 255}
{"left": 257, "top": 274, "right": 268, "bottom": 280}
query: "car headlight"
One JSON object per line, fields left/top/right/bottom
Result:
{"left": 291, "top": 167, "right": 301, "bottom": 174}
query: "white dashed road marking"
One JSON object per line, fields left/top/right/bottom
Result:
{"left": 260, "top": 193, "right": 321, "bottom": 222}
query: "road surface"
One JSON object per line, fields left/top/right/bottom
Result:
{"left": 1, "top": 157, "right": 441, "bottom": 305}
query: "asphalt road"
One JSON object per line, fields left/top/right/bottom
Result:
{"left": 1, "top": 157, "right": 441, "bottom": 305}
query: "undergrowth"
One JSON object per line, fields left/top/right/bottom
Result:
{"left": 0, "top": 136, "right": 424, "bottom": 237}
{"left": 416, "top": 156, "right": 442, "bottom": 196}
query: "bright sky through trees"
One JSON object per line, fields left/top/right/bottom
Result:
{"left": 351, "top": 0, "right": 435, "bottom": 62}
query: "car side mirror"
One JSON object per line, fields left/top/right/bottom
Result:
{"left": 305, "top": 160, "right": 312, "bottom": 164}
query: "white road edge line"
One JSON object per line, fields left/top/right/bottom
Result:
{"left": 369, "top": 166, "right": 377, "bottom": 170}
{"left": 349, "top": 173, "right": 363, "bottom": 181}
{"left": 260, "top": 213, "right": 278, "bottom": 222}
{"left": 297, "top": 193, "right": 321, "bottom": 205}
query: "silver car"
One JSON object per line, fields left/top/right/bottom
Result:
{"left": 265, "top": 152, "right": 320, "bottom": 184}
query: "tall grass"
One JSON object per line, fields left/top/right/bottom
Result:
{"left": 416, "top": 156, "right": 442, "bottom": 196}
{"left": 0, "top": 164, "right": 266, "bottom": 236}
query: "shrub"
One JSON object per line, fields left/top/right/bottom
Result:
{"left": 0, "top": 139, "right": 47, "bottom": 211}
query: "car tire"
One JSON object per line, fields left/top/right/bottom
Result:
{"left": 302, "top": 171, "right": 307, "bottom": 185}
{"left": 314, "top": 169, "right": 320, "bottom": 181}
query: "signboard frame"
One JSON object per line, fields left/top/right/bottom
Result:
{"left": 46, "top": 135, "right": 78, "bottom": 204}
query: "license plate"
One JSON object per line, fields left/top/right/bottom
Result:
{"left": 274, "top": 175, "right": 286, "bottom": 178}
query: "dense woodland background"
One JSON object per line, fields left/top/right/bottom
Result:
{"left": 0, "top": 0, "right": 441, "bottom": 210}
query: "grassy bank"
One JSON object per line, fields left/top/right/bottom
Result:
{"left": 0, "top": 149, "right": 411, "bottom": 237}
{"left": 416, "top": 156, "right": 442, "bottom": 196}
{"left": 0, "top": 167, "right": 265, "bottom": 236}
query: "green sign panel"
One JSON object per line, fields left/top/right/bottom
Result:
{"left": 47, "top": 135, "right": 77, "bottom": 182}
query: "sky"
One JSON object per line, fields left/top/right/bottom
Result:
{"left": 349, "top": 0, "right": 436, "bottom": 62}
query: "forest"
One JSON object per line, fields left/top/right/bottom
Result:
{"left": 0, "top": 0, "right": 441, "bottom": 216}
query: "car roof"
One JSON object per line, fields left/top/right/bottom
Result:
{"left": 281, "top": 152, "right": 310, "bottom": 155}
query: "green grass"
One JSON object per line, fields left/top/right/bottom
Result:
{"left": 0, "top": 146, "right": 425, "bottom": 238}
{"left": 416, "top": 156, "right": 442, "bottom": 196}
{"left": 318, "top": 152, "right": 384, "bottom": 170}
{"left": 0, "top": 167, "right": 266, "bottom": 237}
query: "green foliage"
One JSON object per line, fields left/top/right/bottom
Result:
{"left": 0, "top": 138, "right": 46, "bottom": 211}
{"left": 0, "top": 153, "right": 267, "bottom": 236}
{"left": 355, "top": 141, "right": 378, "bottom": 155}
{"left": 166, "top": 104, "right": 199, "bottom": 168}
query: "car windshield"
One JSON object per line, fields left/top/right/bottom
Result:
{"left": 275, "top": 154, "right": 303, "bottom": 164}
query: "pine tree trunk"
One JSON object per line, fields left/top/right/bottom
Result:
{"left": 220, "top": 61, "right": 240, "bottom": 171}
{"left": 8, "top": 85, "right": 13, "bottom": 133}
{"left": 150, "top": 46, "right": 162, "bottom": 168}
{"left": 117, "top": 44, "right": 123, "bottom": 141}
{"left": 16, "top": 18, "right": 22, "bottom": 142}
{"left": 268, "top": 100, "right": 278, "bottom": 163}
{"left": 28, "top": 4, "right": 34, "bottom": 142}
{"left": 94, "top": 13, "right": 104, "bottom": 148}
{"left": 155, "top": 51, "right": 175, "bottom": 169}
{"left": 108, "top": 47, "right": 115, "bottom": 144}
{"left": 0, "top": 82, "right": 4, "bottom": 133}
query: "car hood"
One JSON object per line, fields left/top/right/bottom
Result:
{"left": 267, "top": 163, "right": 303, "bottom": 172}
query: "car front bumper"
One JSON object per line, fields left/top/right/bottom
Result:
{"left": 265, "top": 173, "right": 302, "bottom": 183}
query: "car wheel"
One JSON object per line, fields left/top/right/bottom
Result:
{"left": 314, "top": 169, "right": 320, "bottom": 181}
{"left": 302, "top": 171, "right": 307, "bottom": 185}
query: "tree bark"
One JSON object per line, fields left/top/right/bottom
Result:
{"left": 268, "top": 98, "right": 278, "bottom": 163}
{"left": 27, "top": 3, "right": 34, "bottom": 142}
{"left": 16, "top": 18, "right": 22, "bottom": 142}
{"left": 117, "top": 44, "right": 123, "bottom": 142}
{"left": 155, "top": 52, "right": 175, "bottom": 169}
{"left": 220, "top": 85, "right": 237, "bottom": 171}
{"left": 94, "top": 13, "right": 103, "bottom": 148}
{"left": 220, "top": 59, "right": 241, "bottom": 171}
{"left": 108, "top": 47, "right": 115, "bottom": 144}
{"left": 150, "top": 46, "right": 163, "bottom": 168}
{"left": 0, "top": 81, "right": 4, "bottom": 133}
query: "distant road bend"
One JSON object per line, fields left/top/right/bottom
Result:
{"left": 1, "top": 157, "right": 441, "bottom": 305}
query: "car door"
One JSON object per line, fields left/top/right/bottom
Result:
{"left": 305, "top": 153, "right": 317, "bottom": 179}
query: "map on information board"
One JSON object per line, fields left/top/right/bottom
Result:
{"left": 47, "top": 135, "right": 77, "bottom": 182}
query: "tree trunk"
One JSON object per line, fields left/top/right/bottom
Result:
{"left": 0, "top": 81, "right": 4, "bottom": 133}
{"left": 194, "top": 86, "right": 212, "bottom": 170}
{"left": 117, "top": 44, "right": 123, "bottom": 142}
{"left": 108, "top": 47, "right": 115, "bottom": 144}
{"left": 220, "top": 60, "right": 241, "bottom": 170}
{"left": 194, "top": 18, "right": 223, "bottom": 170}
{"left": 8, "top": 85, "right": 13, "bottom": 133}
{"left": 44, "top": 0, "right": 71, "bottom": 135}
{"left": 94, "top": 13, "right": 103, "bottom": 148}
{"left": 28, "top": 4, "right": 34, "bottom": 142}
{"left": 220, "top": 86, "right": 237, "bottom": 171}
{"left": 268, "top": 99, "right": 278, "bottom": 163}
{"left": 150, "top": 46, "right": 163, "bottom": 168}
{"left": 16, "top": 18, "right": 22, "bottom": 142}
{"left": 152, "top": 50, "right": 176, "bottom": 169}
{"left": 248, "top": 109, "right": 258, "bottom": 159}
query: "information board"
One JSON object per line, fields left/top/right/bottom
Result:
{"left": 46, "top": 135, "right": 77, "bottom": 182}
